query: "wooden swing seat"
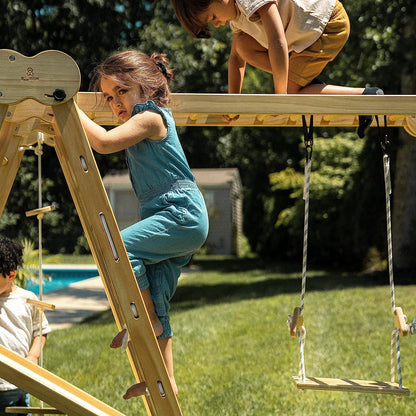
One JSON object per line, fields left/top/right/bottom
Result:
{"left": 292, "top": 376, "right": 410, "bottom": 395}
{"left": 6, "top": 407, "right": 63, "bottom": 414}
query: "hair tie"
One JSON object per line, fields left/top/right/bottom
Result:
{"left": 155, "top": 61, "right": 168, "bottom": 79}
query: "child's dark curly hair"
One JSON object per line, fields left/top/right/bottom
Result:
{"left": 0, "top": 236, "right": 23, "bottom": 277}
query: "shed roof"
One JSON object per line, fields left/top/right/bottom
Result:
{"left": 191, "top": 168, "right": 240, "bottom": 187}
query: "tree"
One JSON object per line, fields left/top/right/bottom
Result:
{"left": 0, "top": 0, "right": 159, "bottom": 252}
{"left": 340, "top": 0, "right": 416, "bottom": 268}
{"left": 1, "top": 0, "right": 414, "bottom": 268}
{"left": 391, "top": 5, "right": 416, "bottom": 269}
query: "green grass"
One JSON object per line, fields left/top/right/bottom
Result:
{"left": 41, "top": 258, "right": 416, "bottom": 415}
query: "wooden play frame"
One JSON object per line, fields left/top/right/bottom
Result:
{"left": 0, "top": 49, "right": 415, "bottom": 414}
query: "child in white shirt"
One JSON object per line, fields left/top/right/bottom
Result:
{"left": 171, "top": 0, "right": 383, "bottom": 136}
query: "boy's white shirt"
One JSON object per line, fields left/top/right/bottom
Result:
{"left": 0, "top": 286, "right": 51, "bottom": 390}
{"left": 230, "top": 0, "right": 337, "bottom": 53}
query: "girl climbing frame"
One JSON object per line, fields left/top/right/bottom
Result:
{"left": 287, "top": 115, "right": 415, "bottom": 395}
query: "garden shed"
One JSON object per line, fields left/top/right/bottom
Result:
{"left": 103, "top": 168, "right": 243, "bottom": 255}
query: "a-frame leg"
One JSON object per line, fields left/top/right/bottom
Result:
{"left": 0, "top": 345, "right": 125, "bottom": 416}
{"left": 52, "top": 99, "right": 182, "bottom": 416}
{"left": 0, "top": 105, "right": 25, "bottom": 217}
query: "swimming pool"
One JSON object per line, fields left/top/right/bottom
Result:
{"left": 26, "top": 265, "right": 99, "bottom": 295}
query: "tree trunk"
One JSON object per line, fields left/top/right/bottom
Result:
{"left": 392, "top": 132, "right": 416, "bottom": 269}
{"left": 392, "top": 19, "right": 416, "bottom": 269}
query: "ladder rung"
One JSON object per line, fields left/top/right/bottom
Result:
{"left": 26, "top": 298, "right": 56, "bottom": 311}
{"left": 25, "top": 205, "right": 55, "bottom": 217}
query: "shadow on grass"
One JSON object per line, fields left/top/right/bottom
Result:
{"left": 172, "top": 257, "right": 415, "bottom": 312}
{"left": 82, "top": 257, "right": 415, "bottom": 325}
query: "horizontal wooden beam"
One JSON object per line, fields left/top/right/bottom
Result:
{"left": 77, "top": 93, "right": 416, "bottom": 135}
{"left": 4, "top": 93, "right": 416, "bottom": 134}
{"left": 170, "top": 93, "right": 416, "bottom": 115}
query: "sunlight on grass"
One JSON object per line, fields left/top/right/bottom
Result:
{"left": 42, "top": 260, "right": 416, "bottom": 415}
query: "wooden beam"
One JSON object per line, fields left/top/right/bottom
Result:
{"left": 75, "top": 93, "right": 416, "bottom": 133}
{"left": 6, "top": 407, "right": 63, "bottom": 414}
{"left": 292, "top": 376, "right": 410, "bottom": 395}
{"left": 170, "top": 93, "right": 416, "bottom": 116}
{"left": 0, "top": 345, "right": 126, "bottom": 416}
{"left": 4, "top": 93, "right": 416, "bottom": 132}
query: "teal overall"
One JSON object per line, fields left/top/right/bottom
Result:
{"left": 121, "top": 100, "right": 208, "bottom": 339}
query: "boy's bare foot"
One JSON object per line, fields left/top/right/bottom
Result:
{"left": 123, "top": 382, "right": 148, "bottom": 400}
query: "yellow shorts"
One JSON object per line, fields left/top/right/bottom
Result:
{"left": 289, "top": 1, "right": 350, "bottom": 87}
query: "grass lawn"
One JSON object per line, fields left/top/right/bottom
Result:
{"left": 41, "top": 257, "right": 416, "bottom": 415}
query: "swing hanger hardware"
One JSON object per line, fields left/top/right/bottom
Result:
{"left": 288, "top": 306, "right": 304, "bottom": 338}
{"left": 375, "top": 115, "right": 390, "bottom": 154}
{"left": 302, "top": 115, "right": 314, "bottom": 161}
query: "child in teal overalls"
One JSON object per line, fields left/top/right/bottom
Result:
{"left": 78, "top": 50, "right": 209, "bottom": 397}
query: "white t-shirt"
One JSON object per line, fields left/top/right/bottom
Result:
{"left": 230, "top": 0, "right": 337, "bottom": 53}
{"left": 0, "top": 286, "right": 51, "bottom": 390}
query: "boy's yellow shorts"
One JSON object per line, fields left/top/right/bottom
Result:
{"left": 289, "top": 0, "right": 350, "bottom": 87}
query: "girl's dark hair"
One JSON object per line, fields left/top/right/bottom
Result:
{"left": 171, "top": 0, "right": 213, "bottom": 38}
{"left": 0, "top": 237, "right": 23, "bottom": 277}
{"left": 91, "top": 50, "right": 174, "bottom": 107}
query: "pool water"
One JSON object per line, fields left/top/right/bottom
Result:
{"left": 26, "top": 265, "right": 99, "bottom": 295}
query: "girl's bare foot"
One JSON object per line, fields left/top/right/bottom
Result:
{"left": 123, "top": 382, "right": 148, "bottom": 400}
{"left": 170, "top": 377, "right": 178, "bottom": 396}
{"left": 150, "top": 312, "right": 163, "bottom": 337}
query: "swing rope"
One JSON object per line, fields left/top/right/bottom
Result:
{"left": 301, "top": 115, "right": 313, "bottom": 316}
{"left": 288, "top": 115, "right": 313, "bottom": 382}
{"left": 376, "top": 115, "right": 404, "bottom": 388}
